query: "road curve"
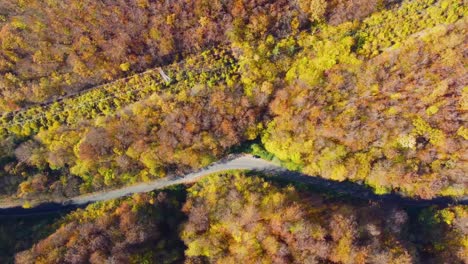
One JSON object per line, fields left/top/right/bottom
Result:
{"left": 70, "top": 155, "right": 278, "bottom": 205}
{"left": 0, "top": 155, "right": 466, "bottom": 212}
{"left": 0, "top": 155, "right": 277, "bottom": 210}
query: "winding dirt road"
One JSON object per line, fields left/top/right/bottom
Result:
{"left": 70, "top": 155, "right": 277, "bottom": 205}
{"left": 0, "top": 155, "right": 466, "bottom": 214}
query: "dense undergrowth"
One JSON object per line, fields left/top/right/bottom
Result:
{"left": 0, "top": 48, "right": 237, "bottom": 139}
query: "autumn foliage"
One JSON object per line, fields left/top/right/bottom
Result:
{"left": 182, "top": 172, "right": 415, "bottom": 263}
{"left": 14, "top": 174, "right": 467, "bottom": 263}
{"left": 263, "top": 19, "right": 467, "bottom": 198}
{"left": 0, "top": 0, "right": 296, "bottom": 110}
{"left": 0, "top": 0, "right": 466, "bottom": 262}
{"left": 15, "top": 192, "right": 186, "bottom": 264}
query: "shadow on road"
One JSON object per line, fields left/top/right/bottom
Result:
{"left": 1, "top": 156, "right": 466, "bottom": 216}
{"left": 0, "top": 202, "right": 87, "bottom": 217}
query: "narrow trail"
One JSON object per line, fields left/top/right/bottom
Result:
{"left": 0, "top": 155, "right": 466, "bottom": 215}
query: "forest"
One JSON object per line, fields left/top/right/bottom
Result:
{"left": 6, "top": 172, "right": 467, "bottom": 263}
{"left": 0, "top": 0, "right": 400, "bottom": 111}
{"left": 0, "top": 0, "right": 464, "bottom": 203}
{"left": 0, "top": 0, "right": 466, "bottom": 262}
